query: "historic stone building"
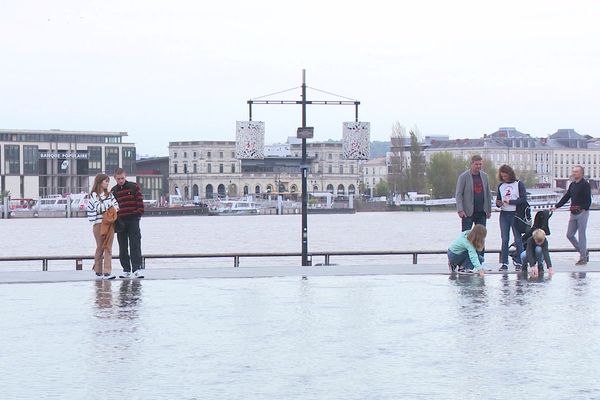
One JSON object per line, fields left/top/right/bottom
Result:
{"left": 424, "top": 127, "right": 600, "bottom": 189}
{"left": 168, "top": 140, "right": 362, "bottom": 200}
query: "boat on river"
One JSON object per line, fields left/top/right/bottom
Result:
{"left": 210, "top": 199, "right": 260, "bottom": 216}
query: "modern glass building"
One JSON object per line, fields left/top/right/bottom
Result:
{"left": 0, "top": 129, "right": 136, "bottom": 198}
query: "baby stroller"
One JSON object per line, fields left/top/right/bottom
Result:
{"left": 509, "top": 209, "right": 552, "bottom": 266}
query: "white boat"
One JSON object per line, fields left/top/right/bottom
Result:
{"left": 394, "top": 192, "right": 456, "bottom": 207}
{"left": 36, "top": 193, "right": 89, "bottom": 212}
{"left": 212, "top": 200, "right": 259, "bottom": 215}
{"left": 525, "top": 189, "right": 564, "bottom": 211}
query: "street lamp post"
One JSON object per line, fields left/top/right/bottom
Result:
{"left": 247, "top": 70, "right": 360, "bottom": 266}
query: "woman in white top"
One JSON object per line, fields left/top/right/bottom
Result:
{"left": 496, "top": 164, "right": 527, "bottom": 272}
{"left": 87, "top": 173, "right": 119, "bottom": 279}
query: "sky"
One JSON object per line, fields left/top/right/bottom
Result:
{"left": 1, "top": 0, "right": 599, "bottom": 156}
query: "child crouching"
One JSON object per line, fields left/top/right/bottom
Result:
{"left": 448, "top": 224, "right": 487, "bottom": 276}
{"left": 520, "top": 229, "right": 554, "bottom": 278}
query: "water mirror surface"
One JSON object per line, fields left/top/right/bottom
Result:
{"left": 2, "top": 273, "right": 599, "bottom": 400}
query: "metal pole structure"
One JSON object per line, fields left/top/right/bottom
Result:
{"left": 246, "top": 71, "right": 360, "bottom": 266}
{"left": 301, "top": 70, "right": 309, "bottom": 266}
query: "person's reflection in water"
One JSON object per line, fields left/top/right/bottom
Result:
{"left": 118, "top": 279, "right": 143, "bottom": 320}
{"left": 94, "top": 280, "right": 113, "bottom": 316}
{"left": 570, "top": 272, "right": 588, "bottom": 296}
{"left": 497, "top": 270, "right": 553, "bottom": 313}
{"left": 449, "top": 274, "right": 487, "bottom": 319}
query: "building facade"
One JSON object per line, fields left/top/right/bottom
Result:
{"left": 424, "top": 127, "right": 600, "bottom": 189}
{"left": 0, "top": 129, "right": 136, "bottom": 198}
{"left": 168, "top": 140, "right": 362, "bottom": 200}
{"left": 136, "top": 156, "right": 169, "bottom": 203}
{"left": 362, "top": 157, "right": 388, "bottom": 196}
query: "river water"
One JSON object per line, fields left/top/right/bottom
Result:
{"left": 2, "top": 211, "right": 599, "bottom": 399}
{"left": 0, "top": 210, "right": 597, "bottom": 269}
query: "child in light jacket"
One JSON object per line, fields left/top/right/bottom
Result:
{"left": 448, "top": 224, "right": 487, "bottom": 276}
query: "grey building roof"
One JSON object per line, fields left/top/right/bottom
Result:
{"left": 489, "top": 127, "right": 529, "bottom": 139}
{"left": 549, "top": 129, "right": 584, "bottom": 140}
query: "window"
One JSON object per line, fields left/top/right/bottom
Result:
{"left": 220, "top": 151, "right": 224, "bottom": 159}
{"left": 193, "top": 151, "right": 197, "bottom": 158}
{"left": 193, "top": 164, "right": 198, "bottom": 173}
{"left": 339, "top": 164, "right": 343, "bottom": 174}
{"left": 4, "top": 145, "right": 20, "bottom": 174}
{"left": 207, "top": 151, "right": 212, "bottom": 158}
{"left": 350, "top": 165, "right": 354, "bottom": 174}
{"left": 183, "top": 164, "right": 188, "bottom": 173}
{"left": 183, "top": 151, "right": 187, "bottom": 158}
{"left": 173, "top": 152, "right": 178, "bottom": 159}
{"left": 23, "top": 145, "right": 38, "bottom": 174}
{"left": 88, "top": 146, "right": 102, "bottom": 173}
{"left": 219, "top": 163, "right": 224, "bottom": 173}
{"left": 207, "top": 163, "right": 212, "bottom": 173}
{"left": 328, "top": 153, "right": 332, "bottom": 160}
{"left": 328, "top": 165, "right": 332, "bottom": 174}
{"left": 122, "top": 147, "right": 136, "bottom": 174}
{"left": 231, "top": 151, "right": 235, "bottom": 158}
{"left": 173, "top": 163, "right": 178, "bottom": 174}
{"left": 231, "top": 163, "right": 236, "bottom": 173}
{"left": 105, "top": 147, "right": 119, "bottom": 174}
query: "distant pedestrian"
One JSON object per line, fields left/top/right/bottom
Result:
{"left": 87, "top": 173, "right": 119, "bottom": 280}
{"left": 520, "top": 229, "right": 554, "bottom": 278}
{"left": 111, "top": 168, "right": 145, "bottom": 278}
{"left": 455, "top": 155, "right": 492, "bottom": 232}
{"left": 552, "top": 165, "right": 591, "bottom": 265}
{"left": 496, "top": 164, "right": 526, "bottom": 272}
{"left": 447, "top": 224, "right": 487, "bottom": 275}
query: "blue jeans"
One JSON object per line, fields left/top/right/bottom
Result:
{"left": 500, "top": 211, "right": 523, "bottom": 265}
{"left": 448, "top": 250, "right": 484, "bottom": 271}
{"left": 520, "top": 247, "right": 544, "bottom": 268}
{"left": 461, "top": 211, "right": 487, "bottom": 232}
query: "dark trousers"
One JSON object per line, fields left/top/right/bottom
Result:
{"left": 117, "top": 217, "right": 143, "bottom": 272}
{"left": 461, "top": 211, "right": 487, "bottom": 231}
{"left": 461, "top": 211, "right": 487, "bottom": 260}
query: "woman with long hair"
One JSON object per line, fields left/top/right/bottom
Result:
{"left": 496, "top": 164, "right": 526, "bottom": 272}
{"left": 87, "top": 173, "right": 119, "bottom": 279}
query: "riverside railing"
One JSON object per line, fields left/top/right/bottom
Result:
{"left": 0, "top": 248, "right": 597, "bottom": 271}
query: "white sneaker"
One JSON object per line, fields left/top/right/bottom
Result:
{"left": 119, "top": 271, "right": 132, "bottom": 279}
{"left": 95, "top": 273, "right": 103, "bottom": 280}
{"left": 133, "top": 269, "right": 145, "bottom": 279}
{"left": 103, "top": 273, "right": 116, "bottom": 280}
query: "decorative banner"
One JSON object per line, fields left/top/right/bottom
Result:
{"left": 342, "top": 122, "right": 370, "bottom": 160}
{"left": 236, "top": 121, "right": 265, "bottom": 159}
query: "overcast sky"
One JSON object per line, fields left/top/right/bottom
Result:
{"left": 1, "top": 0, "right": 599, "bottom": 156}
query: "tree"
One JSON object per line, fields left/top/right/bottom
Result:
{"left": 407, "top": 128, "right": 426, "bottom": 193}
{"left": 483, "top": 159, "right": 498, "bottom": 192}
{"left": 387, "top": 122, "right": 408, "bottom": 197}
{"left": 426, "top": 152, "right": 468, "bottom": 198}
{"left": 515, "top": 169, "right": 537, "bottom": 188}
{"left": 375, "top": 180, "right": 389, "bottom": 197}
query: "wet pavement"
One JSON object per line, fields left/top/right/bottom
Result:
{"left": 0, "top": 261, "right": 599, "bottom": 284}
{"left": 2, "top": 270, "right": 600, "bottom": 399}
